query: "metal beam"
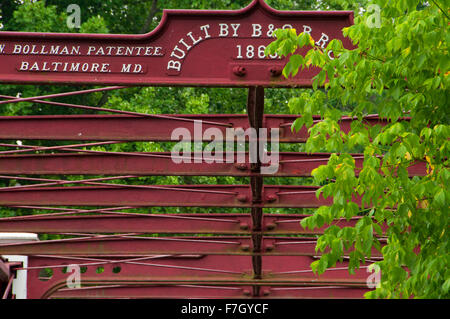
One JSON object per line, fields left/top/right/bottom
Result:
{"left": 0, "top": 152, "right": 426, "bottom": 176}
{"left": 0, "top": 114, "right": 404, "bottom": 142}
{"left": 0, "top": 236, "right": 384, "bottom": 257}
{"left": 26, "top": 255, "right": 372, "bottom": 299}
{"left": 0, "top": 185, "right": 340, "bottom": 208}
{"left": 49, "top": 285, "right": 255, "bottom": 299}
{"left": 0, "top": 259, "right": 10, "bottom": 282}
{"left": 49, "top": 284, "right": 370, "bottom": 299}
{"left": 0, "top": 214, "right": 374, "bottom": 235}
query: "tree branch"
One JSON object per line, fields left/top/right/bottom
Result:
{"left": 139, "top": 0, "right": 160, "bottom": 34}
{"left": 430, "top": 0, "right": 450, "bottom": 20}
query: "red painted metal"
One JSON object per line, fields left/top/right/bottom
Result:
{"left": 0, "top": 114, "right": 248, "bottom": 141}
{"left": 0, "top": 114, "right": 408, "bottom": 142}
{"left": 48, "top": 284, "right": 369, "bottom": 299}
{"left": 0, "top": 236, "right": 384, "bottom": 257}
{"left": 0, "top": 258, "right": 11, "bottom": 282}
{"left": 0, "top": 185, "right": 340, "bottom": 207}
{"left": 0, "top": 152, "right": 427, "bottom": 176}
{"left": 0, "top": 141, "right": 123, "bottom": 155}
{"left": 263, "top": 286, "right": 370, "bottom": 299}
{"left": 1, "top": 275, "right": 14, "bottom": 299}
{"left": 49, "top": 285, "right": 253, "bottom": 299}
{"left": 0, "top": 214, "right": 373, "bottom": 235}
{"left": 25, "top": 255, "right": 372, "bottom": 299}
{"left": 0, "top": 0, "right": 353, "bottom": 87}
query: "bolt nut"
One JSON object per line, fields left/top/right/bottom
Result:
{"left": 265, "top": 244, "right": 275, "bottom": 252}
{"left": 240, "top": 244, "right": 250, "bottom": 251}
{"left": 235, "top": 163, "right": 248, "bottom": 171}
{"left": 265, "top": 223, "right": 276, "bottom": 231}
{"left": 237, "top": 194, "right": 248, "bottom": 203}
{"left": 233, "top": 66, "right": 247, "bottom": 77}
{"left": 239, "top": 222, "right": 249, "bottom": 230}
{"left": 262, "top": 289, "right": 270, "bottom": 296}
{"left": 269, "top": 67, "right": 282, "bottom": 77}
{"left": 243, "top": 289, "right": 251, "bottom": 296}
{"left": 265, "top": 194, "right": 277, "bottom": 203}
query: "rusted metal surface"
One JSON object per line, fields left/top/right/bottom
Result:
{"left": 0, "top": 236, "right": 384, "bottom": 257}
{"left": 0, "top": 0, "right": 353, "bottom": 87}
{"left": 0, "top": 214, "right": 374, "bottom": 235}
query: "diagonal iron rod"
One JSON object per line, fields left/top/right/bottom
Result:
{"left": 0, "top": 176, "right": 240, "bottom": 196}
{"left": 0, "top": 86, "right": 127, "bottom": 105}
{"left": 0, "top": 93, "right": 232, "bottom": 127}
{"left": 0, "top": 141, "right": 123, "bottom": 155}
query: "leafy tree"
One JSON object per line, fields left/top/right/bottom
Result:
{"left": 266, "top": 0, "right": 449, "bottom": 298}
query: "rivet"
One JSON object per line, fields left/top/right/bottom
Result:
{"left": 233, "top": 66, "right": 247, "bottom": 76}
{"left": 269, "top": 67, "right": 282, "bottom": 77}
{"left": 265, "top": 194, "right": 277, "bottom": 203}
{"left": 235, "top": 163, "right": 248, "bottom": 171}
{"left": 237, "top": 194, "right": 248, "bottom": 203}
{"left": 239, "top": 222, "right": 249, "bottom": 230}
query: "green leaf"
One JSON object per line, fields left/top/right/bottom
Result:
{"left": 434, "top": 189, "right": 446, "bottom": 208}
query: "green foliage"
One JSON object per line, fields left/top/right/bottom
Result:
{"left": 1, "top": 0, "right": 448, "bottom": 299}
{"left": 268, "top": 0, "right": 449, "bottom": 298}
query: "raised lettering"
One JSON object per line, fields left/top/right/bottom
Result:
{"left": 252, "top": 24, "right": 262, "bottom": 37}
{"left": 219, "top": 24, "right": 229, "bottom": 37}
{"left": 13, "top": 45, "right": 21, "bottom": 54}
{"left": 302, "top": 25, "right": 312, "bottom": 35}
{"left": 315, "top": 33, "right": 329, "bottom": 48}
{"left": 187, "top": 32, "right": 202, "bottom": 46}
{"left": 19, "top": 61, "right": 29, "bottom": 71}
{"left": 200, "top": 24, "right": 211, "bottom": 39}
{"left": 170, "top": 46, "right": 186, "bottom": 59}
{"left": 167, "top": 60, "right": 181, "bottom": 72}
{"left": 230, "top": 24, "right": 240, "bottom": 37}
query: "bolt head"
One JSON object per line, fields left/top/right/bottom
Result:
{"left": 269, "top": 67, "right": 282, "bottom": 76}
{"left": 240, "top": 244, "right": 250, "bottom": 251}
{"left": 239, "top": 222, "right": 249, "bottom": 230}
{"left": 235, "top": 163, "right": 248, "bottom": 171}
{"left": 233, "top": 66, "right": 247, "bottom": 76}
{"left": 237, "top": 194, "right": 248, "bottom": 203}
